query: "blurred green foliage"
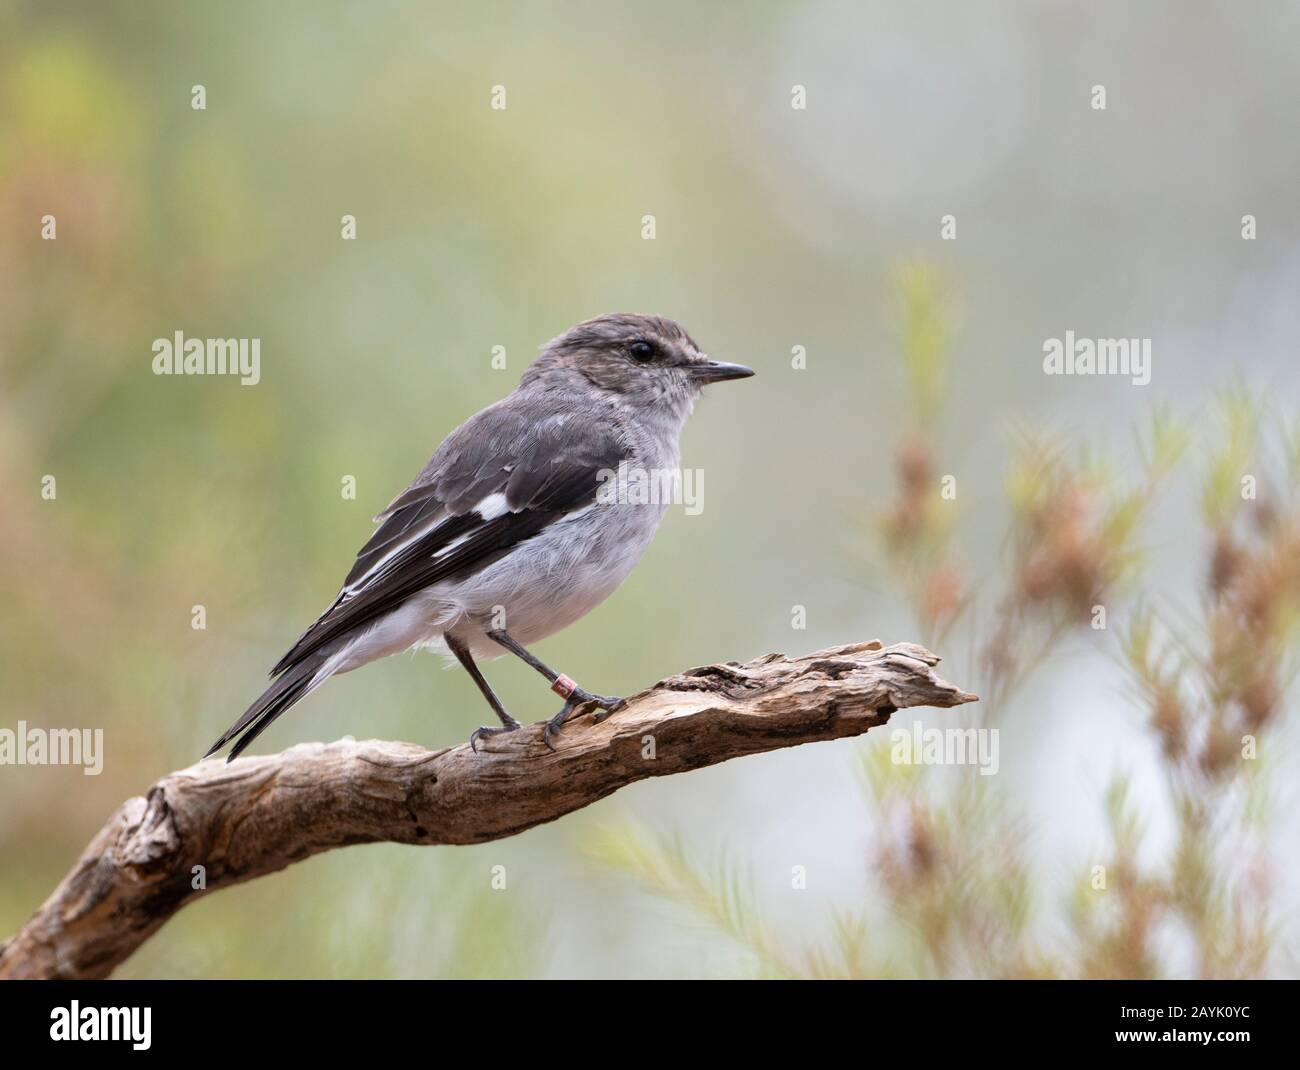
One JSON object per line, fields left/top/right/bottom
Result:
{"left": 3, "top": 2, "right": 1298, "bottom": 978}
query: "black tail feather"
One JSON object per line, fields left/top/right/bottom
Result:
{"left": 204, "top": 654, "right": 328, "bottom": 762}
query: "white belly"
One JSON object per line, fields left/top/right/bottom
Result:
{"left": 444, "top": 499, "right": 667, "bottom": 654}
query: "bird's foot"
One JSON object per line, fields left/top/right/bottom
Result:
{"left": 590, "top": 695, "right": 627, "bottom": 723}
{"left": 469, "top": 713, "right": 523, "bottom": 753}
{"left": 542, "top": 687, "right": 626, "bottom": 751}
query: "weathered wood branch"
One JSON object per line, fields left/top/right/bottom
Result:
{"left": 0, "top": 640, "right": 974, "bottom": 980}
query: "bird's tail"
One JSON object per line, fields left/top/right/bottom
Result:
{"left": 204, "top": 652, "right": 332, "bottom": 762}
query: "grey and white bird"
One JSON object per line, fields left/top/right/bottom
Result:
{"left": 205, "top": 313, "right": 753, "bottom": 760}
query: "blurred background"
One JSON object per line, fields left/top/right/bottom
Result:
{"left": 2, "top": 0, "right": 1298, "bottom": 977}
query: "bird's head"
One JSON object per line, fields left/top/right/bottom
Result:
{"left": 523, "top": 313, "right": 753, "bottom": 424}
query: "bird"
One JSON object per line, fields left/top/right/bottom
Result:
{"left": 204, "top": 313, "right": 754, "bottom": 761}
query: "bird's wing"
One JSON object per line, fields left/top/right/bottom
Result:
{"left": 269, "top": 397, "right": 627, "bottom": 676}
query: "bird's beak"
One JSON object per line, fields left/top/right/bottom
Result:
{"left": 690, "top": 359, "right": 755, "bottom": 384}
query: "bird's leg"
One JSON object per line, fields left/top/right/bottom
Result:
{"left": 486, "top": 628, "right": 626, "bottom": 750}
{"left": 447, "top": 635, "right": 522, "bottom": 752}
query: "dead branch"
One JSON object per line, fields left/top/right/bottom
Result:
{"left": 0, "top": 640, "right": 975, "bottom": 979}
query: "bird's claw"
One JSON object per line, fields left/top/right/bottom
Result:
{"left": 542, "top": 696, "right": 582, "bottom": 751}
{"left": 469, "top": 726, "right": 503, "bottom": 752}
{"left": 591, "top": 697, "right": 627, "bottom": 723}
{"left": 469, "top": 716, "right": 521, "bottom": 753}
{"left": 542, "top": 691, "right": 625, "bottom": 750}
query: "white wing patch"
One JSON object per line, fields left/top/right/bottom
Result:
{"left": 431, "top": 530, "right": 473, "bottom": 559}
{"left": 342, "top": 492, "right": 515, "bottom": 598}
{"left": 342, "top": 511, "right": 445, "bottom": 596}
{"left": 472, "top": 491, "right": 510, "bottom": 520}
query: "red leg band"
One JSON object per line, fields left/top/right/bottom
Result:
{"left": 552, "top": 673, "right": 577, "bottom": 699}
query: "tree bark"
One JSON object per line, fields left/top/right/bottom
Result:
{"left": 0, "top": 640, "right": 974, "bottom": 979}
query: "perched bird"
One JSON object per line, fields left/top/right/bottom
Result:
{"left": 205, "top": 313, "right": 754, "bottom": 760}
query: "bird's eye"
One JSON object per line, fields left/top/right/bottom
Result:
{"left": 628, "top": 340, "right": 656, "bottom": 362}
